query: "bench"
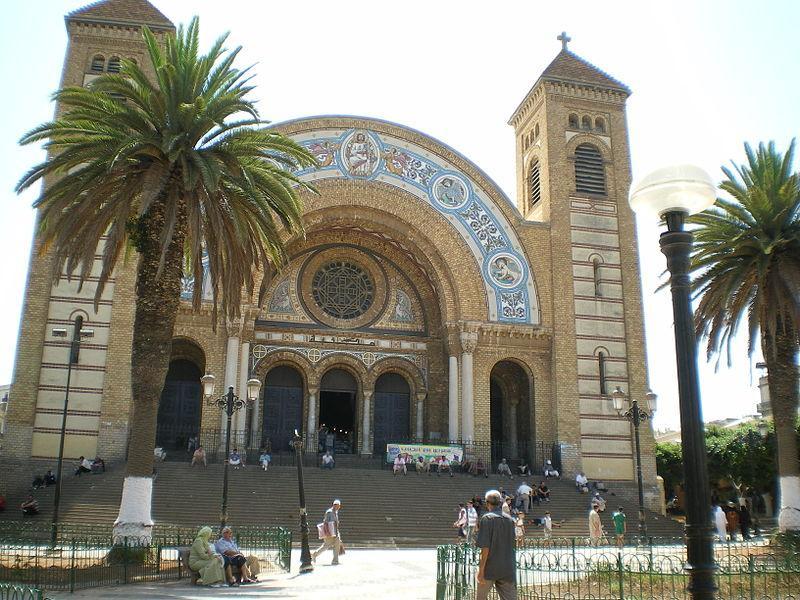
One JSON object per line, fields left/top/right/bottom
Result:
{"left": 178, "top": 547, "right": 248, "bottom": 584}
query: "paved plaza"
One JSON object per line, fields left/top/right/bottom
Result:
{"left": 46, "top": 548, "right": 438, "bottom": 599}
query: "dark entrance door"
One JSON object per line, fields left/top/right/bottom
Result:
{"left": 156, "top": 359, "right": 202, "bottom": 451}
{"left": 319, "top": 369, "right": 357, "bottom": 454}
{"left": 262, "top": 366, "right": 303, "bottom": 453}
{"left": 373, "top": 372, "right": 410, "bottom": 455}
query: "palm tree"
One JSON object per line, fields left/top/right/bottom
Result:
{"left": 689, "top": 140, "right": 800, "bottom": 532}
{"left": 16, "top": 18, "right": 316, "bottom": 541}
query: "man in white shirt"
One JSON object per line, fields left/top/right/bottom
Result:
{"left": 321, "top": 451, "right": 335, "bottom": 470}
{"left": 74, "top": 456, "right": 92, "bottom": 476}
{"left": 466, "top": 501, "right": 478, "bottom": 544}
{"left": 516, "top": 482, "right": 533, "bottom": 513}
{"left": 575, "top": 472, "right": 588, "bottom": 492}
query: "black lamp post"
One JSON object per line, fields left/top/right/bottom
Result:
{"left": 201, "top": 373, "right": 262, "bottom": 529}
{"left": 51, "top": 316, "right": 93, "bottom": 545}
{"left": 293, "top": 429, "right": 314, "bottom": 573}
{"left": 630, "top": 165, "right": 718, "bottom": 599}
{"left": 610, "top": 386, "right": 657, "bottom": 538}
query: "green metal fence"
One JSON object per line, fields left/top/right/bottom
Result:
{"left": 0, "top": 583, "right": 43, "bottom": 600}
{"left": 436, "top": 542, "right": 800, "bottom": 599}
{"left": 0, "top": 523, "right": 292, "bottom": 592}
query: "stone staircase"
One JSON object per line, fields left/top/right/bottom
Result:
{"left": 1, "top": 462, "right": 683, "bottom": 545}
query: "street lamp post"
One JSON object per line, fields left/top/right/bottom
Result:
{"left": 51, "top": 316, "right": 93, "bottom": 545}
{"left": 201, "top": 373, "right": 262, "bottom": 529}
{"left": 630, "top": 165, "right": 718, "bottom": 599}
{"left": 293, "top": 429, "right": 314, "bottom": 573}
{"left": 610, "top": 386, "right": 657, "bottom": 538}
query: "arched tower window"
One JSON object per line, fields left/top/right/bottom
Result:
{"left": 107, "top": 56, "right": 121, "bottom": 73}
{"left": 581, "top": 115, "right": 592, "bottom": 130}
{"left": 90, "top": 55, "right": 105, "bottom": 72}
{"left": 528, "top": 160, "right": 541, "bottom": 209}
{"left": 597, "top": 351, "right": 608, "bottom": 396}
{"left": 568, "top": 113, "right": 579, "bottom": 129}
{"left": 592, "top": 256, "right": 603, "bottom": 296}
{"left": 574, "top": 143, "right": 606, "bottom": 195}
{"left": 534, "top": 123, "right": 540, "bottom": 139}
{"left": 595, "top": 117, "right": 606, "bottom": 133}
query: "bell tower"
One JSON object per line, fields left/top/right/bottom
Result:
{"left": 5, "top": 0, "right": 174, "bottom": 463}
{"left": 508, "top": 35, "right": 658, "bottom": 506}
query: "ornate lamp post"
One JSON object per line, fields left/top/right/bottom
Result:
{"left": 292, "top": 429, "right": 314, "bottom": 573}
{"left": 630, "top": 165, "right": 718, "bottom": 599}
{"left": 201, "top": 373, "right": 262, "bottom": 529}
{"left": 610, "top": 386, "right": 657, "bottom": 537}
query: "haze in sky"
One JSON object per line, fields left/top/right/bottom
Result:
{"left": 1, "top": 0, "right": 797, "bottom": 431}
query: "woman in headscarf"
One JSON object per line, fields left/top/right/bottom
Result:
{"left": 189, "top": 526, "right": 231, "bottom": 586}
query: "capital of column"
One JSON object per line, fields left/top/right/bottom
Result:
{"left": 362, "top": 389, "right": 374, "bottom": 400}
{"left": 444, "top": 323, "right": 462, "bottom": 355}
{"left": 308, "top": 386, "right": 319, "bottom": 398}
{"left": 416, "top": 391, "right": 427, "bottom": 403}
{"left": 460, "top": 331, "right": 478, "bottom": 354}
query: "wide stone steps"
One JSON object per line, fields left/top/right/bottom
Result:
{"left": 1, "top": 462, "right": 683, "bottom": 544}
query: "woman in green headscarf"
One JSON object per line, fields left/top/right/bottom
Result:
{"left": 189, "top": 526, "right": 229, "bottom": 586}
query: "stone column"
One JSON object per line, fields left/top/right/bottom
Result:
{"left": 448, "top": 355, "right": 459, "bottom": 441}
{"left": 460, "top": 330, "right": 478, "bottom": 442}
{"left": 361, "top": 389, "right": 373, "bottom": 455}
{"left": 416, "top": 392, "right": 426, "bottom": 439}
{"left": 222, "top": 335, "right": 240, "bottom": 435}
{"left": 507, "top": 399, "right": 519, "bottom": 460}
{"left": 306, "top": 387, "right": 319, "bottom": 453}
{"left": 235, "top": 342, "right": 250, "bottom": 436}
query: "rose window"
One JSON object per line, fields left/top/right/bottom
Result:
{"left": 311, "top": 261, "right": 374, "bottom": 320}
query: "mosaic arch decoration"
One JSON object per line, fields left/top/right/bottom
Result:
{"left": 295, "top": 122, "right": 539, "bottom": 324}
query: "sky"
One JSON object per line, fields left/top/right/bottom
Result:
{"left": 0, "top": 0, "right": 798, "bottom": 431}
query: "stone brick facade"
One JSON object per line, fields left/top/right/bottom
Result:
{"left": 5, "top": 3, "right": 660, "bottom": 511}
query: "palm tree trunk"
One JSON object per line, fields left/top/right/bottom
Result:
{"left": 113, "top": 194, "right": 187, "bottom": 543}
{"left": 764, "top": 325, "right": 800, "bottom": 533}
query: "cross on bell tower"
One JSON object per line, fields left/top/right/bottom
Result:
{"left": 557, "top": 31, "right": 571, "bottom": 51}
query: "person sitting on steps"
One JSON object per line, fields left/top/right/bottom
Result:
{"left": 229, "top": 449, "right": 244, "bottom": 470}
{"left": 192, "top": 446, "right": 207, "bottom": 467}
{"left": 321, "top": 450, "right": 335, "bottom": 470}
{"left": 74, "top": 456, "right": 92, "bottom": 476}
{"left": 543, "top": 459, "right": 559, "bottom": 479}
{"left": 21, "top": 495, "right": 39, "bottom": 516}
{"left": 497, "top": 458, "right": 514, "bottom": 479}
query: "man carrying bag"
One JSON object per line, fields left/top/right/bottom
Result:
{"left": 313, "top": 499, "right": 343, "bottom": 565}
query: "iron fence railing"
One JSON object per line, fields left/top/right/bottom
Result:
{"left": 155, "top": 425, "right": 562, "bottom": 473}
{"left": 0, "top": 583, "right": 43, "bottom": 600}
{"left": 436, "top": 542, "right": 800, "bottom": 600}
{"left": 0, "top": 523, "right": 292, "bottom": 592}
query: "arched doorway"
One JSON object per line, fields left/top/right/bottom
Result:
{"left": 319, "top": 368, "right": 358, "bottom": 454}
{"left": 373, "top": 372, "right": 411, "bottom": 455}
{"left": 490, "top": 360, "right": 532, "bottom": 468}
{"left": 262, "top": 365, "right": 304, "bottom": 453}
{"left": 156, "top": 358, "right": 203, "bottom": 451}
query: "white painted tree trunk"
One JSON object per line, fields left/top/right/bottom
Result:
{"left": 778, "top": 475, "right": 800, "bottom": 532}
{"left": 112, "top": 476, "right": 154, "bottom": 544}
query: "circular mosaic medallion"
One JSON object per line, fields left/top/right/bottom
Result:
{"left": 312, "top": 261, "right": 375, "bottom": 320}
{"left": 431, "top": 174, "right": 469, "bottom": 210}
{"left": 487, "top": 252, "right": 524, "bottom": 289}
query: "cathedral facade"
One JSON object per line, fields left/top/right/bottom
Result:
{"left": 5, "top": 0, "right": 658, "bottom": 506}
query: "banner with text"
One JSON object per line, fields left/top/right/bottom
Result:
{"left": 386, "top": 443, "right": 464, "bottom": 464}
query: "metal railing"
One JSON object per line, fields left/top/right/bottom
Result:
{"left": 0, "top": 523, "right": 292, "bottom": 592}
{"left": 436, "top": 541, "right": 800, "bottom": 599}
{"left": 156, "top": 425, "right": 562, "bottom": 473}
{"left": 0, "top": 583, "right": 43, "bottom": 600}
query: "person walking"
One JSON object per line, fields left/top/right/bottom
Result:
{"left": 466, "top": 500, "right": 478, "bottom": 544}
{"left": 453, "top": 503, "right": 468, "bottom": 541}
{"left": 588, "top": 503, "right": 604, "bottom": 546}
{"left": 313, "top": 499, "right": 343, "bottom": 565}
{"left": 714, "top": 504, "right": 728, "bottom": 541}
{"left": 611, "top": 507, "right": 626, "bottom": 548}
{"left": 476, "top": 489, "right": 517, "bottom": 600}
